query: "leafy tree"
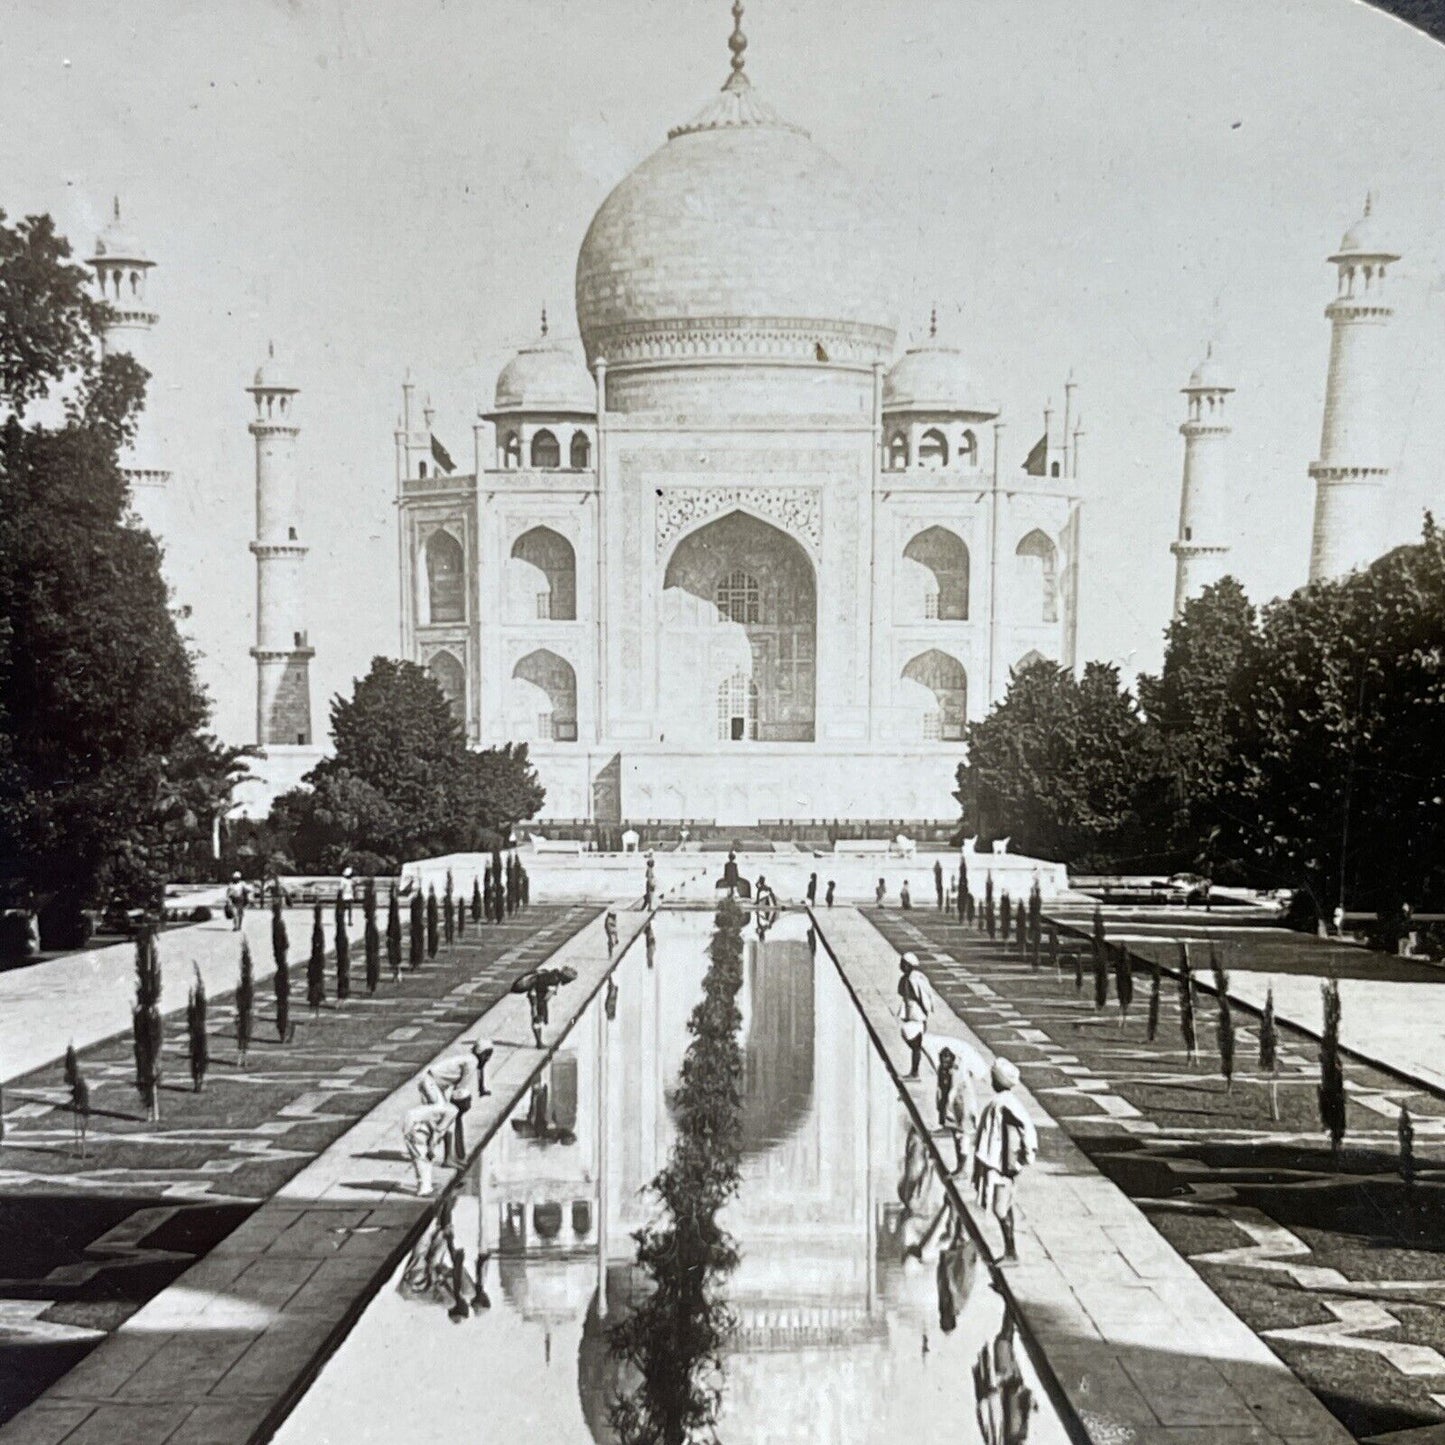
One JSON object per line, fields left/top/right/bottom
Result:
{"left": 236, "top": 937, "right": 255, "bottom": 1067}
{"left": 187, "top": 966, "right": 209, "bottom": 1092}
{"left": 957, "top": 661, "right": 1153, "bottom": 869}
{"left": 0, "top": 211, "right": 240, "bottom": 939}
{"left": 269, "top": 659, "right": 544, "bottom": 871}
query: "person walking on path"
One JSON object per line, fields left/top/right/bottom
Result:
{"left": 933, "top": 859, "right": 944, "bottom": 910}
{"left": 225, "top": 873, "right": 248, "bottom": 932}
{"left": 900, "top": 880, "right": 913, "bottom": 910}
{"left": 973, "top": 1058, "right": 1038, "bottom": 1262}
{"left": 604, "top": 909, "right": 619, "bottom": 956}
{"left": 936, "top": 1046, "right": 979, "bottom": 1176}
{"left": 876, "top": 878, "right": 887, "bottom": 909}
{"left": 897, "top": 951, "right": 934, "bottom": 1079}
{"left": 825, "top": 879, "right": 835, "bottom": 908}
{"left": 403, "top": 1099, "right": 459, "bottom": 1196}
{"left": 420, "top": 1038, "right": 494, "bottom": 1166}
{"left": 806, "top": 873, "right": 818, "bottom": 906}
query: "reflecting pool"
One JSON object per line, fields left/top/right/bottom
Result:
{"left": 277, "top": 909, "right": 1070, "bottom": 1444}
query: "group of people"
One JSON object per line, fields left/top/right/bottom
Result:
{"left": 897, "top": 950, "right": 1038, "bottom": 1262}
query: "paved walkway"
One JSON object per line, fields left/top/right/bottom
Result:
{"left": 814, "top": 905, "right": 1351, "bottom": 1445}
{"left": 0, "top": 909, "right": 648, "bottom": 1445}
{"left": 0, "top": 908, "right": 356, "bottom": 1084}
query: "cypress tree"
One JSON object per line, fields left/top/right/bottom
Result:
{"left": 410, "top": 891, "right": 425, "bottom": 968}
{"left": 1073, "top": 949, "right": 1084, "bottom": 992}
{"left": 1029, "top": 908, "right": 1042, "bottom": 971}
{"left": 984, "top": 873, "right": 994, "bottom": 936}
{"left": 957, "top": 860, "right": 968, "bottom": 923}
{"left": 1260, "top": 986, "right": 1278, "bottom": 1120}
{"left": 1093, "top": 939, "right": 1109, "bottom": 1009}
{"left": 236, "top": 936, "right": 255, "bottom": 1067}
{"left": 271, "top": 895, "right": 290, "bottom": 1044}
{"left": 307, "top": 903, "right": 326, "bottom": 1014}
{"left": 334, "top": 891, "right": 351, "bottom": 1002}
{"left": 426, "top": 884, "right": 440, "bottom": 958}
{"left": 521, "top": 864, "right": 530, "bottom": 908}
{"left": 364, "top": 879, "right": 381, "bottom": 994}
{"left": 64, "top": 1041, "right": 78, "bottom": 1093}
{"left": 444, "top": 870, "right": 455, "bottom": 946}
{"left": 386, "top": 886, "right": 402, "bottom": 981}
{"left": 1146, "top": 957, "right": 1162, "bottom": 1042}
{"left": 471, "top": 875, "right": 482, "bottom": 923}
{"left": 1399, "top": 1105, "right": 1416, "bottom": 1193}
{"left": 187, "top": 965, "right": 209, "bottom": 1092}
{"left": 1178, "top": 943, "right": 1197, "bottom": 1064}
{"left": 1319, "top": 978, "right": 1346, "bottom": 1160}
{"left": 70, "top": 1053, "right": 89, "bottom": 1158}
{"left": 1115, "top": 944, "right": 1133, "bottom": 1025}
{"left": 132, "top": 927, "right": 163, "bottom": 1121}
{"left": 1000, "top": 893, "right": 1011, "bottom": 942}
{"left": 492, "top": 849, "right": 505, "bottom": 922}
{"left": 456, "top": 878, "right": 466, "bottom": 941}
{"left": 965, "top": 891, "right": 975, "bottom": 926}
{"left": 1211, "top": 946, "right": 1234, "bottom": 1089}
{"left": 1048, "top": 922, "right": 1059, "bottom": 977}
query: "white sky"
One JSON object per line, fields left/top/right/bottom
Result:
{"left": 3, "top": 0, "right": 1444, "bottom": 743}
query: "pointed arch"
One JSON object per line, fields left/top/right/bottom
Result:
{"left": 502, "top": 431, "right": 521, "bottom": 469}
{"left": 1015, "top": 529, "right": 1059, "bottom": 624}
{"left": 887, "top": 432, "right": 909, "bottom": 471}
{"left": 510, "top": 526, "right": 576, "bottom": 620}
{"left": 427, "top": 649, "right": 466, "bottom": 723}
{"left": 423, "top": 529, "right": 465, "bottom": 624}
{"left": 918, "top": 428, "right": 948, "bottom": 469}
{"left": 530, "top": 428, "right": 560, "bottom": 469}
{"left": 903, "top": 526, "right": 969, "bottom": 620}
{"left": 511, "top": 649, "right": 577, "bottom": 741}
{"left": 569, "top": 431, "right": 591, "bottom": 469}
{"left": 901, "top": 649, "right": 967, "bottom": 741}
{"left": 1015, "top": 649, "right": 1051, "bottom": 674}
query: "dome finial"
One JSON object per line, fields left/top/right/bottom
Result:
{"left": 268, "top": 340, "right": 275, "bottom": 360}
{"left": 1364, "top": 189, "right": 1375, "bottom": 217}
{"left": 112, "top": 195, "right": 121, "bottom": 224}
{"left": 928, "top": 305, "right": 938, "bottom": 340}
{"left": 540, "top": 304, "right": 549, "bottom": 337}
{"left": 723, "top": 0, "right": 749, "bottom": 92}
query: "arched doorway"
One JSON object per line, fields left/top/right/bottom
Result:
{"left": 427, "top": 649, "right": 466, "bottom": 724}
{"left": 1016, "top": 529, "right": 1059, "bottom": 623}
{"left": 422, "top": 529, "right": 465, "bottom": 624}
{"left": 903, "top": 526, "right": 969, "bottom": 620}
{"left": 511, "top": 649, "right": 577, "bottom": 741}
{"left": 662, "top": 511, "right": 816, "bottom": 744}
{"left": 510, "top": 526, "right": 577, "bottom": 620}
{"left": 901, "top": 649, "right": 967, "bottom": 741}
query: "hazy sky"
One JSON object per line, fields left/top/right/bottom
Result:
{"left": 3, "top": 0, "right": 1444, "bottom": 743}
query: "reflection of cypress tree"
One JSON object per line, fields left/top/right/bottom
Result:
{"left": 611, "top": 896, "right": 746, "bottom": 1444}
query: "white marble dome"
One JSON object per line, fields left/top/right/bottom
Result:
{"left": 1334, "top": 195, "right": 1398, "bottom": 261}
{"left": 574, "top": 73, "right": 896, "bottom": 373}
{"left": 884, "top": 340, "right": 983, "bottom": 412}
{"left": 1185, "top": 346, "right": 1231, "bottom": 392}
{"left": 494, "top": 327, "right": 595, "bottom": 414}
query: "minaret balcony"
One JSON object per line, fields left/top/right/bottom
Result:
{"left": 249, "top": 540, "right": 309, "bottom": 560}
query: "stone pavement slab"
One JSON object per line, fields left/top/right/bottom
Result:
{"left": 0, "top": 907, "right": 649, "bottom": 1445}
{"left": 810, "top": 905, "right": 1353, "bottom": 1445}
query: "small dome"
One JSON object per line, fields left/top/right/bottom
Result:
{"left": 883, "top": 322, "right": 991, "bottom": 413}
{"left": 1184, "top": 345, "right": 1231, "bottom": 392}
{"left": 250, "top": 345, "right": 298, "bottom": 392}
{"left": 1333, "top": 194, "right": 1399, "bottom": 261}
{"left": 90, "top": 199, "right": 152, "bottom": 266}
{"left": 493, "top": 324, "right": 595, "bottom": 414}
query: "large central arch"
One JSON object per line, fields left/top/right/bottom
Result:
{"left": 661, "top": 510, "right": 816, "bottom": 744}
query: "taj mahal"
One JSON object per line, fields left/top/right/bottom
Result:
{"left": 394, "top": 12, "right": 1082, "bottom": 825}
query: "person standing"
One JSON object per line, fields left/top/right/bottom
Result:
{"left": 604, "top": 909, "right": 619, "bottom": 956}
{"left": 876, "top": 878, "right": 887, "bottom": 909}
{"left": 226, "top": 873, "right": 248, "bottom": 932}
{"left": 527, "top": 975, "right": 557, "bottom": 1048}
{"left": 936, "top": 1046, "right": 978, "bottom": 1176}
{"left": 806, "top": 873, "right": 818, "bottom": 907}
{"left": 402, "top": 1099, "right": 459, "bottom": 1196}
{"left": 825, "top": 879, "right": 835, "bottom": 908}
{"left": 900, "top": 880, "right": 913, "bottom": 910}
{"left": 897, "top": 951, "right": 933, "bottom": 1079}
{"left": 973, "top": 1058, "right": 1039, "bottom": 1262}
{"left": 722, "top": 850, "right": 740, "bottom": 897}
{"left": 339, "top": 866, "right": 355, "bottom": 926}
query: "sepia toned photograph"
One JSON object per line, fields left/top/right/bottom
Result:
{"left": 2, "top": 0, "right": 1445, "bottom": 1439}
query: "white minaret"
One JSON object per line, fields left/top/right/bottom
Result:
{"left": 1307, "top": 195, "right": 1400, "bottom": 584}
{"left": 1170, "top": 345, "right": 1234, "bottom": 616}
{"left": 86, "top": 199, "right": 171, "bottom": 542}
{"left": 247, "top": 346, "right": 314, "bottom": 747}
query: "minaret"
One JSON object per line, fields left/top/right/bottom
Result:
{"left": 247, "top": 346, "right": 314, "bottom": 747}
{"left": 87, "top": 199, "right": 171, "bottom": 541}
{"left": 1307, "top": 194, "right": 1400, "bottom": 583}
{"left": 1170, "top": 345, "right": 1234, "bottom": 616}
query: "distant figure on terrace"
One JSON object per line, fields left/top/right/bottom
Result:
{"left": 825, "top": 879, "right": 835, "bottom": 908}
{"left": 722, "top": 850, "right": 741, "bottom": 897}
{"left": 876, "top": 878, "right": 887, "bottom": 908}
{"left": 526, "top": 974, "right": 558, "bottom": 1048}
{"left": 755, "top": 876, "right": 777, "bottom": 908}
{"left": 226, "top": 873, "right": 248, "bottom": 931}
{"left": 604, "top": 910, "right": 619, "bottom": 956}
{"left": 934, "top": 859, "right": 944, "bottom": 909}
{"left": 339, "top": 866, "right": 354, "bottom": 925}
{"left": 900, "top": 880, "right": 912, "bottom": 910}
{"left": 806, "top": 872, "right": 818, "bottom": 906}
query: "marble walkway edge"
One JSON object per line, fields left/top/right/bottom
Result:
{"left": 811, "top": 905, "right": 1354, "bottom": 1445}
{"left": 0, "top": 906, "right": 651, "bottom": 1445}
